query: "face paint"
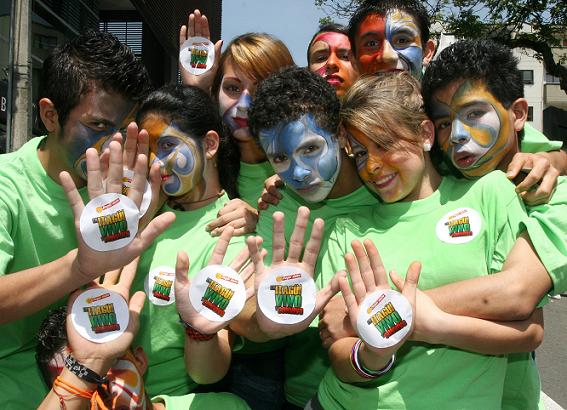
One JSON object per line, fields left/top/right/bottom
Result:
{"left": 223, "top": 91, "right": 253, "bottom": 134}
{"left": 61, "top": 87, "right": 136, "bottom": 181}
{"left": 347, "top": 127, "right": 428, "bottom": 202}
{"left": 143, "top": 115, "right": 205, "bottom": 197}
{"left": 355, "top": 10, "right": 424, "bottom": 78}
{"left": 431, "top": 80, "right": 514, "bottom": 178}
{"left": 259, "top": 114, "right": 341, "bottom": 203}
{"left": 308, "top": 32, "right": 358, "bottom": 96}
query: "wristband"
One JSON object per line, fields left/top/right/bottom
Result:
{"left": 178, "top": 314, "right": 216, "bottom": 341}
{"left": 350, "top": 339, "right": 395, "bottom": 379}
{"left": 64, "top": 355, "right": 108, "bottom": 385}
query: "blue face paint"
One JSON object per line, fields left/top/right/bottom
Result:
{"left": 70, "top": 126, "right": 117, "bottom": 180}
{"left": 385, "top": 11, "right": 424, "bottom": 78}
{"left": 259, "top": 114, "right": 341, "bottom": 203}
{"left": 223, "top": 91, "right": 253, "bottom": 134}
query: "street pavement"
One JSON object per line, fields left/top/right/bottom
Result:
{"left": 538, "top": 295, "right": 567, "bottom": 409}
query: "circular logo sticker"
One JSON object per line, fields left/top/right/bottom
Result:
{"left": 179, "top": 37, "right": 215, "bottom": 76}
{"left": 144, "top": 266, "right": 176, "bottom": 306}
{"left": 119, "top": 169, "right": 152, "bottom": 218}
{"left": 79, "top": 193, "right": 139, "bottom": 252}
{"left": 257, "top": 266, "right": 316, "bottom": 325}
{"left": 435, "top": 207, "right": 482, "bottom": 244}
{"left": 357, "top": 289, "right": 413, "bottom": 349}
{"left": 70, "top": 288, "right": 129, "bottom": 344}
{"left": 189, "top": 265, "right": 247, "bottom": 322}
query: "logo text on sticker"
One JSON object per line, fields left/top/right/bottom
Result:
{"left": 215, "top": 272, "right": 239, "bottom": 285}
{"left": 444, "top": 215, "right": 473, "bottom": 238}
{"left": 201, "top": 278, "right": 235, "bottom": 317}
{"left": 190, "top": 45, "right": 208, "bottom": 68}
{"left": 152, "top": 275, "right": 173, "bottom": 301}
{"left": 366, "top": 302, "right": 407, "bottom": 339}
{"left": 270, "top": 284, "right": 303, "bottom": 315}
{"left": 276, "top": 273, "right": 302, "bottom": 282}
{"left": 96, "top": 197, "right": 120, "bottom": 213}
{"left": 91, "top": 209, "right": 131, "bottom": 243}
{"left": 83, "top": 303, "right": 120, "bottom": 334}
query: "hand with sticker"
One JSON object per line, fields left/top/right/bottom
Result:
{"left": 179, "top": 9, "right": 223, "bottom": 90}
{"left": 247, "top": 206, "right": 341, "bottom": 339}
{"left": 175, "top": 227, "right": 256, "bottom": 335}
{"left": 506, "top": 152, "right": 559, "bottom": 206}
{"left": 206, "top": 198, "right": 259, "bottom": 237}
{"left": 60, "top": 139, "right": 176, "bottom": 282}
{"left": 257, "top": 174, "right": 284, "bottom": 210}
{"left": 338, "top": 240, "right": 420, "bottom": 362}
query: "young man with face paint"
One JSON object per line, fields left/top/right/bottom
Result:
{"left": 307, "top": 24, "right": 358, "bottom": 97}
{"left": 245, "top": 67, "right": 378, "bottom": 408}
{"left": 0, "top": 31, "right": 176, "bottom": 409}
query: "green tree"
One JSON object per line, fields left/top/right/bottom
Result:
{"left": 316, "top": 0, "right": 567, "bottom": 93}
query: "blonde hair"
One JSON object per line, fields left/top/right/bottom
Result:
{"left": 212, "top": 33, "right": 294, "bottom": 98}
{"left": 341, "top": 71, "right": 427, "bottom": 150}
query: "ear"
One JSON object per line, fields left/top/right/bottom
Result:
{"left": 337, "top": 125, "right": 348, "bottom": 149}
{"left": 420, "top": 119, "right": 435, "bottom": 149}
{"left": 422, "top": 39, "right": 436, "bottom": 67}
{"left": 131, "top": 346, "right": 148, "bottom": 375}
{"left": 39, "top": 98, "right": 60, "bottom": 133}
{"left": 203, "top": 130, "right": 220, "bottom": 159}
{"left": 510, "top": 98, "right": 528, "bottom": 133}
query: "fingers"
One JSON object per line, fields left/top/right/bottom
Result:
{"left": 118, "top": 256, "right": 140, "bottom": 292}
{"left": 287, "top": 207, "right": 310, "bottom": 263}
{"left": 101, "top": 268, "right": 121, "bottom": 286}
{"left": 344, "top": 252, "right": 365, "bottom": 305}
{"left": 352, "top": 240, "right": 375, "bottom": 292}
{"left": 515, "top": 167, "right": 545, "bottom": 194}
{"left": 179, "top": 23, "right": 187, "bottom": 46}
{"left": 60, "top": 171, "right": 85, "bottom": 220}
{"left": 522, "top": 167, "right": 558, "bottom": 206}
{"left": 136, "top": 211, "right": 176, "bottom": 250}
{"left": 200, "top": 13, "right": 211, "bottom": 39}
{"left": 213, "top": 40, "right": 223, "bottom": 65}
{"left": 246, "top": 236, "right": 265, "bottom": 278}
{"left": 364, "top": 239, "right": 389, "bottom": 288}
{"left": 271, "top": 212, "right": 286, "bottom": 263}
{"left": 127, "top": 290, "right": 146, "bottom": 336}
{"left": 338, "top": 271, "right": 358, "bottom": 327}
{"left": 229, "top": 244, "right": 251, "bottom": 272}
{"left": 301, "top": 218, "right": 324, "bottom": 268}
{"left": 129, "top": 153, "right": 149, "bottom": 209}
{"left": 106, "top": 141, "right": 124, "bottom": 194}
{"left": 314, "top": 272, "right": 341, "bottom": 315}
{"left": 123, "top": 122, "right": 138, "bottom": 170}
{"left": 86, "top": 148, "right": 105, "bottom": 199}
{"left": 208, "top": 226, "right": 234, "bottom": 265}
{"left": 175, "top": 251, "right": 191, "bottom": 288}
{"left": 188, "top": 10, "right": 197, "bottom": 38}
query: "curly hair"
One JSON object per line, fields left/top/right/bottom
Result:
{"left": 40, "top": 30, "right": 152, "bottom": 129}
{"left": 422, "top": 39, "right": 524, "bottom": 116}
{"left": 136, "top": 84, "right": 240, "bottom": 198}
{"left": 248, "top": 66, "right": 340, "bottom": 140}
{"left": 36, "top": 306, "right": 67, "bottom": 388}
{"left": 348, "top": 0, "right": 430, "bottom": 56}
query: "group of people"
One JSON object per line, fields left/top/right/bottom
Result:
{"left": 1, "top": 0, "right": 566, "bottom": 409}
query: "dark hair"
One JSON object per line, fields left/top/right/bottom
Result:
{"left": 136, "top": 84, "right": 240, "bottom": 198}
{"left": 36, "top": 306, "right": 67, "bottom": 388}
{"left": 39, "top": 30, "right": 152, "bottom": 129}
{"left": 307, "top": 23, "right": 350, "bottom": 64}
{"left": 348, "top": 0, "right": 430, "bottom": 56}
{"left": 248, "top": 66, "right": 340, "bottom": 139}
{"left": 422, "top": 39, "right": 524, "bottom": 115}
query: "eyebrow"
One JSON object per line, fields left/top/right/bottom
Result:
{"left": 87, "top": 117, "right": 115, "bottom": 127}
{"left": 222, "top": 77, "right": 242, "bottom": 83}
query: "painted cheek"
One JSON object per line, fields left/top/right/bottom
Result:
{"left": 397, "top": 46, "right": 423, "bottom": 77}
{"left": 358, "top": 51, "right": 382, "bottom": 74}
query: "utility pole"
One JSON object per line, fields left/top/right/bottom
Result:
{"left": 8, "top": 0, "right": 32, "bottom": 152}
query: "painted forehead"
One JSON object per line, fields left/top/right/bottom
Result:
{"left": 311, "top": 32, "right": 351, "bottom": 52}
{"left": 358, "top": 10, "right": 422, "bottom": 38}
{"left": 433, "top": 80, "right": 504, "bottom": 115}
{"left": 259, "top": 113, "right": 332, "bottom": 148}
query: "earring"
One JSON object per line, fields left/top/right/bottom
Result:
{"left": 423, "top": 142, "right": 432, "bottom": 152}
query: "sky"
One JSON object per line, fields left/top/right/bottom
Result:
{"left": 221, "top": 0, "right": 347, "bottom": 67}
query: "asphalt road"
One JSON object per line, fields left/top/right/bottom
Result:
{"left": 538, "top": 295, "right": 567, "bottom": 408}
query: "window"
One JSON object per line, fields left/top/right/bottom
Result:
{"left": 545, "top": 73, "right": 561, "bottom": 84}
{"left": 99, "top": 21, "right": 142, "bottom": 56}
{"left": 527, "top": 106, "right": 534, "bottom": 122}
{"left": 33, "top": 34, "right": 58, "bottom": 50}
{"left": 520, "top": 70, "right": 534, "bottom": 85}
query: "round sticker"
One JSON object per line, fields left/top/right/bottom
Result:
{"left": 257, "top": 266, "right": 316, "bottom": 325}
{"left": 179, "top": 37, "right": 215, "bottom": 76}
{"left": 357, "top": 289, "right": 413, "bottom": 349}
{"left": 119, "top": 169, "right": 152, "bottom": 218}
{"left": 189, "top": 265, "right": 247, "bottom": 322}
{"left": 70, "top": 288, "right": 129, "bottom": 344}
{"left": 435, "top": 207, "right": 482, "bottom": 244}
{"left": 79, "top": 193, "right": 139, "bottom": 252}
{"left": 144, "top": 266, "right": 176, "bottom": 306}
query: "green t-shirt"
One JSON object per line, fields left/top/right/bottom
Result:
{"left": 317, "top": 172, "right": 535, "bottom": 409}
{"left": 236, "top": 161, "right": 274, "bottom": 208}
{"left": 522, "top": 176, "right": 567, "bottom": 295}
{"left": 0, "top": 137, "right": 87, "bottom": 409}
{"left": 521, "top": 123, "right": 563, "bottom": 153}
{"left": 152, "top": 392, "right": 250, "bottom": 409}
{"left": 255, "top": 184, "right": 378, "bottom": 406}
{"left": 133, "top": 195, "right": 246, "bottom": 397}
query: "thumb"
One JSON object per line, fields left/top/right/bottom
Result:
{"left": 175, "top": 251, "right": 191, "bottom": 288}
{"left": 127, "top": 291, "right": 146, "bottom": 336}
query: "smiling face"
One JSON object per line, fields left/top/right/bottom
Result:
{"left": 355, "top": 10, "right": 424, "bottom": 78}
{"left": 142, "top": 113, "right": 205, "bottom": 197}
{"left": 218, "top": 60, "right": 256, "bottom": 142}
{"left": 430, "top": 79, "right": 515, "bottom": 178}
{"left": 348, "top": 126, "right": 428, "bottom": 202}
{"left": 259, "top": 114, "right": 341, "bottom": 202}
{"left": 308, "top": 32, "right": 358, "bottom": 97}
{"left": 62, "top": 86, "right": 136, "bottom": 180}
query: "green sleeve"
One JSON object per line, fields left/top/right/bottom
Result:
{"left": 237, "top": 161, "right": 274, "bottom": 208}
{"left": 520, "top": 123, "right": 563, "bottom": 153}
{"left": 152, "top": 392, "right": 251, "bottom": 409}
{"left": 0, "top": 198, "right": 14, "bottom": 274}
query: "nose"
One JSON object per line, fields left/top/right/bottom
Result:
{"left": 327, "top": 52, "right": 339, "bottom": 69}
{"left": 450, "top": 119, "right": 471, "bottom": 145}
{"left": 380, "top": 41, "right": 398, "bottom": 67}
{"left": 366, "top": 155, "right": 383, "bottom": 176}
{"left": 235, "top": 91, "right": 252, "bottom": 117}
{"left": 292, "top": 165, "right": 311, "bottom": 182}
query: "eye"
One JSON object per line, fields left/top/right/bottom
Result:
{"left": 272, "top": 154, "right": 288, "bottom": 164}
{"left": 436, "top": 120, "right": 451, "bottom": 131}
{"left": 338, "top": 51, "right": 350, "bottom": 61}
{"left": 364, "top": 39, "right": 379, "bottom": 48}
{"left": 303, "top": 145, "right": 320, "bottom": 155}
{"left": 159, "top": 139, "right": 176, "bottom": 151}
{"left": 392, "top": 34, "right": 414, "bottom": 48}
{"left": 467, "top": 110, "right": 485, "bottom": 121}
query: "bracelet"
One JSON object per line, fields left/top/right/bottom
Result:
{"left": 350, "top": 339, "right": 395, "bottom": 379}
{"left": 53, "top": 376, "right": 95, "bottom": 409}
{"left": 178, "top": 314, "right": 216, "bottom": 341}
{"left": 64, "top": 355, "right": 108, "bottom": 385}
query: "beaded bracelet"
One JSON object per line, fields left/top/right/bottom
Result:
{"left": 64, "top": 355, "right": 108, "bottom": 385}
{"left": 350, "top": 339, "right": 395, "bottom": 379}
{"left": 178, "top": 314, "right": 217, "bottom": 341}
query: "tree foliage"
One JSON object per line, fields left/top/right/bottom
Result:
{"left": 316, "top": 0, "right": 567, "bottom": 93}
